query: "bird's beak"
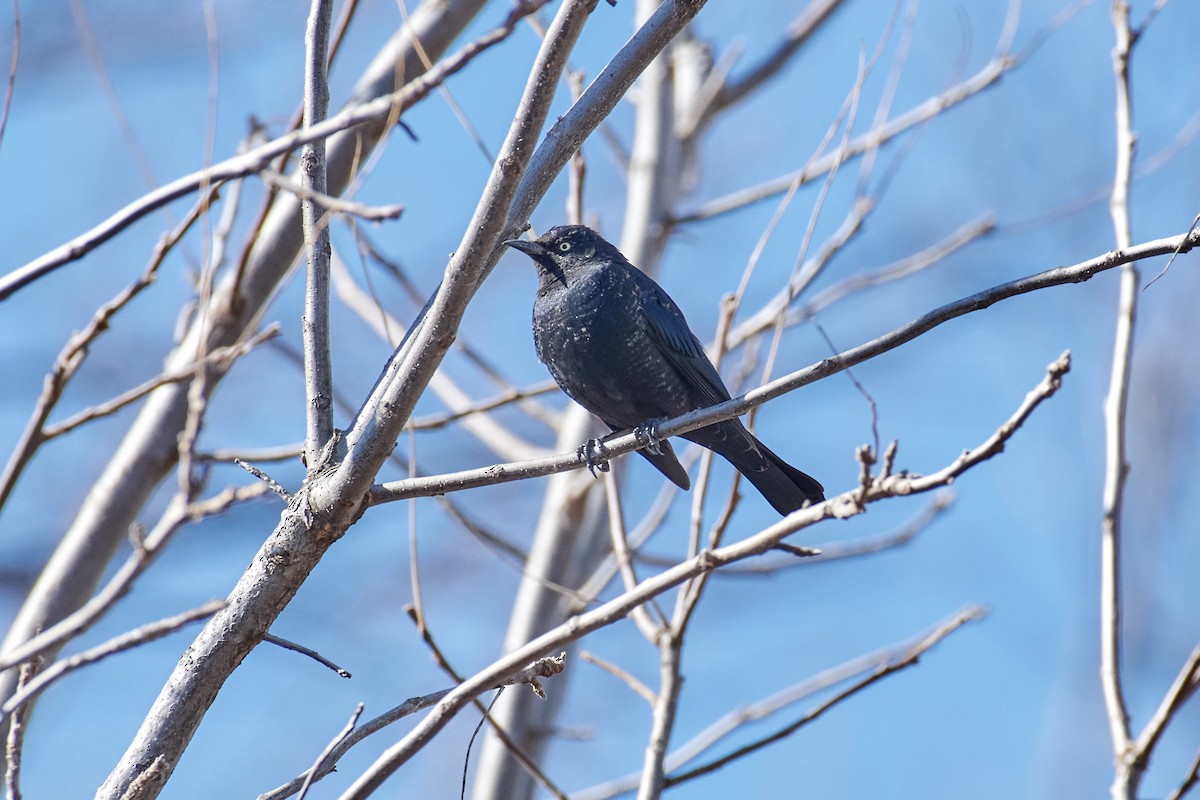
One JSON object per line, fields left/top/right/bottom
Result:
{"left": 503, "top": 238, "right": 548, "bottom": 258}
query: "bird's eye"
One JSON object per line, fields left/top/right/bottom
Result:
{"left": 557, "top": 241, "right": 572, "bottom": 252}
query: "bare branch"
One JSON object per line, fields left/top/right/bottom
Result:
{"left": 94, "top": 1, "right": 626, "bottom": 794}
{"left": 675, "top": 47, "right": 1019, "bottom": 224}
{"left": 601, "top": 471, "right": 666, "bottom": 643}
{"left": 330, "top": 252, "right": 549, "bottom": 462}
{"left": 201, "top": 444, "right": 304, "bottom": 464}
{"left": 1166, "top": 747, "right": 1200, "bottom": 800}
{"left": 1103, "top": 4, "right": 1139, "bottom": 795}
{"left": 0, "top": 601, "right": 224, "bottom": 727}
{"left": 296, "top": 705, "right": 363, "bottom": 800}
{"left": 0, "top": 189, "right": 217, "bottom": 514}
{"left": 683, "top": 0, "right": 848, "bottom": 135}
{"left": 257, "top": 654, "right": 566, "bottom": 800}
{"left": 572, "top": 603, "right": 985, "bottom": 800}
{"left": 0, "top": 1, "right": 542, "bottom": 301}
{"left": 637, "top": 635, "right": 683, "bottom": 800}
{"left": 406, "top": 382, "right": 559, "bottom": 431}
{"left": 662, "top": 606, "right": 986, "bottom": 788}
{"left": 720, "top": 490, "right": 954, "bottom": 574}
{"left": 234, "top": 458, "right": 292, "bottom": 501}
{"left": 258, "top": 693, "right": 453, "bottom": 800}
{"left": 3, "top": 661, "right": 34, "bottom": 800}
{"left": 728, "top": 214, "right": 995, "bottom": 350}
{"left": 0, "top": 485, "right": 265, "bottom": 673}
{"left": 300, "top": 0, "right": 336, "bottom": 466}
{"left": 260, "top": 170, "right": 403, "bottom": 221}
{"left": 579, "top": 651, "right": 657, "bottom": 706}
{"left": 42, "top": 325, "right": 280, "bottom": 440}
{"left": 1134, "top": 645, "right": 1200, "bottom": 759}
{"left": 342, "top": 360, "right": 1063, "bottom": 794}
{"left": 262, "top": 633, "right": 350, "bottom": 678}
{"left": 0, "top": 0, "right": 19, "bottom": 155}
{"left": 371, "top": 229, "right": 1197, "bottom": 505}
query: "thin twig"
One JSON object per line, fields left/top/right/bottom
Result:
{"left": 403, "top": 608, "right": 570, "bottom": 799}
{"left": 579, "top": 651, "right": 657, "bottom": 706}
{"left": 296, "top": 704, "right": 363, "bottom": 800}
{"left": 1102, "top": 4, "right": 1139, "bottom": 796}
{"left": 571, "top": 603, "right": 984, "bottom": 800}
{"left": 684, "top": 0, "right": 847, "bottom": 135}
{"left": 256, "top": 654, "right": 567, "bottom": 800}
{"left": 201, "top": 443, "right": 304, "bottom": 464}
{"left": 261, "top": 169, "right": 403, "bottom": 221}
{"left": 0, "top": 601, "right": 224, "bottom": 727}
{"left": 663, "top": 606, "right": 986, "bottom": 787}
{"left": 727, "top": 214, "right": 995, "bottom": 350}
{"left": 262, "top": 633, "right": 350, "bottom": 678}
{"left": 0, "top": 0, "right": 19, "bottom": 155}
{"left": 0, "top": 485, "right": 265, "bottom": 673}
{"left": 1134, "top": 646, "right": 1200, "bottom": 759}
{"left": 1166, "top": 747, "right": 1200, "bottom": 800}
{"left": 3, "top": 660, "right": 36, "bottom": 800}
{"left": 42, "top": 325, "right": 280, "bottom": 440}
{"left": 675, "top": 50, "right": 1018, "bottom": 224}
{"left": 330, "top": 252, "right": 550, "bottom": 462}
{"left": 234, "top": 458, "right": 291, "bottom": 500}
{"left": 0, "top": 189, "right": 218, "bottom": 514}
{"left": 719, "top": 490, "right": 953, "bottom": 573}
{"left": 601, "top": 470, "right": 667, "bottom": 642}
{"left": 406, "top": 382, "right": 560, "bottom": 431}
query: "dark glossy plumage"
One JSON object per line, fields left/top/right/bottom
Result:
{"left": 505, "top": 225, "right": 824, "bottom": 515}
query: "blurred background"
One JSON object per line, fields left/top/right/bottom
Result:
{"left": 1, "top": 0, "right": 1198, "bottom": 797}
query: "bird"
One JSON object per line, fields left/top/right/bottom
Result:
{"left": 504, "top": 224, "right": 824, "bottom": 515}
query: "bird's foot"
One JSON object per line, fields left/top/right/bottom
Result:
{"left": 578, "top": 438, "right": 611, "bottom": 478}
{"left": 634, "top": 420, "right": 666, "bottom": 455}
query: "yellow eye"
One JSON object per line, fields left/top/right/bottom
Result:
{"left": 558, "top": 241, "right": 572, "bottom": 252}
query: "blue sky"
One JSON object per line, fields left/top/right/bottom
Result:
{"left": 1, "top": 0, "right": 1199, "bottom": 797}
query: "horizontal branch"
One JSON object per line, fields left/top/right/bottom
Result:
{"left": 370, "top": 228, "right": 1196, "bottom": 504}
{"left": 260, "top": 169, "right": 403, "bottom": 221}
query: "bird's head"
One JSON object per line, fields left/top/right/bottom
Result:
{"left": 503, "top": 225, "right": 617, "bottom": 286}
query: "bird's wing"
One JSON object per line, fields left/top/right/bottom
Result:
{"left": 637, "top": 278, "right": 732, "bottom": 407}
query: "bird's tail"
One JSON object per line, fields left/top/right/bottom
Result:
{"left": 683, "top": 421, "right": 824, "bottom": 516}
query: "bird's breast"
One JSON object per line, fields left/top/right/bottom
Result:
{"left": 532, "top": 271, "right": 690, "bottom": 428}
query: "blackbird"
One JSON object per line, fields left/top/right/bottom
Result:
{"left": 505, "top": 225, "right": 824, "bottom": 515}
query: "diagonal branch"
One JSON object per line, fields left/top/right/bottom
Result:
{"left": 1134, "top": 646, "right": 1200, "bottom": 759}
{"left": 0, "top": 1, "right": 537, "bottom": 301}
{"left": 370, "top": 228, "right": 1197, "bottom": 504}
{"left": 0, "top": 601, "right": 224, "bottom": 728}
{"left": 340, "top": 356, "right": 1065, "bottom": 797}
{"left": 683, "top": 0, "right": 848, "bottom": 137}
{"left": 0, "top": 190, "right": 216, "bottom": 516}
{"left": 674, "top": 46, "right": 1019, "bottom": 225}
{"left": 663, "top": 606, "right": 985, "bottom": 788}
